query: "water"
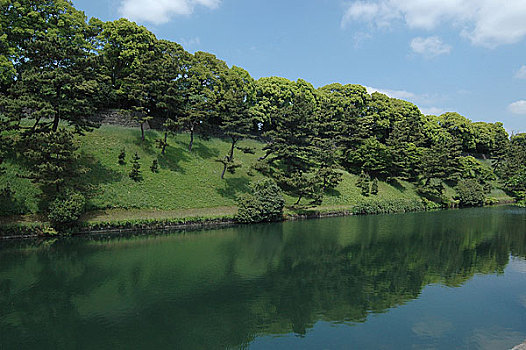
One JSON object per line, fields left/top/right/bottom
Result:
{"left": 1, "top": 206, "right": 525, "bottom": 349}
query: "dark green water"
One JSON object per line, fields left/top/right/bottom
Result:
{"left": 1, "top": 206, "right": 526, "bottom": 349}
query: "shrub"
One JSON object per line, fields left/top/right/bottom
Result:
{"left": 47, "top": 191, "right": 86, "bottom": 230}
{"left": 352, "top": 198, "right": 425, "bottom": 215}
{"left": 129, "top": 152, "right": 142, "bottom": 181}
{"left": 236, "top": 178, "right": 285, "bottom": 223}
{"left": 371, "top": 177, "right": 379, "bottom": 195}
{"left": 118, "top": 148, "right": 126, "bottom": 165}
{"left": 455, "top": 179, "right": 485, "bottom": 207}
{"left": 356, "top": 170, "right": 370, "bottom": 196}
{"left": 150, "top": 159, "right": 159, "bottom": 173}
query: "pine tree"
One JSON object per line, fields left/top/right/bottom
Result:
{"left": 371, "top": 177, "right": 379, "bottom": 195}
{"left": 1, "top": 0, "right": 102, "bottom": 134}
{"left": 218, "top": 66, "right": 255, "bottom": 179}
{"left": 357, "top": 170, "right": 370, "bottom": 196}
{"left": 150, "top": 159, "right": 159, "bottom": 173}
{"left": 118, "top": 148, "right": 126, "bottom": 165}
{"left": 22, "top": 129, "right": 82, "bottom": 196}
{"left": 129, "top": 153, "right": 142, "bottom": 181}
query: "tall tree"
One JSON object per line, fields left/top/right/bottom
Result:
{"left": 217, "top": 66, "right": 256, "bottom": 178}
{"left": 262, "top": 91, "right": 322, "bottom": 205}
{"left": 178, "top": 51, "right": 227, "bottom": 151}
{"left": 1, "top": 0, "right": 101, "bottom": 134}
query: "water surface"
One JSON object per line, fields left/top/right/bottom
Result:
{"left": 1, "top": 206, "right": 526, "bottom": 349}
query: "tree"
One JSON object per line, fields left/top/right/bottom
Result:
{"left": 1, "top": 0, "right": 102, "bottom": 134}
{"left": 497, "top": 133, "right": 526, "bottom": 200}
{"left": 150, "top": 159, "right": 159, "bottom": 173}
{"left": 252, "top": 77, "right": 298, "bottom": 134}
{"left": 129, "top": 152, "right": 142, "bottom": 181}
{"left": 236, "top": 179, "right": 285, "bottom": 223}
{"left": 455, "top": 179, "right": 485, "bottom": 207}
{"left": 356, "top": 171, "right": 370, "bottom": 196}
{"left": 153, "top": 41, "right": 191, "bottom": 154}
{"left": 118, "top": 148, "right": 126, "bottom": 165}
{"left": 97, "top": 18, "right": 157, "bottom": 105}
{"left": 262, "top": 91, "right": 321, "bottom": 205}
{"left": 22, "top": 129, "right": 83, "bottom": 196}
{"left": 178, "top": 51, "right": 227, "bottom": 151}
{"left": 218, "top": 66, "right": 256, "bottom": 178}
{"left": 371, "top": 177, "right": 379, "bottom": 195}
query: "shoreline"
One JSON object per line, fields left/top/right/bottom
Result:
{"left": 0, "top": 199, "right": 517, "bottom": 241}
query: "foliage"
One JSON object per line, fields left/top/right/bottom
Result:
{"left": 118, "top": 148, "right": 126, "bottom": 165}
{"left": 371, "top": 177, "right": 379, "bottom": 195}
{"left": 496, "top": 133, "right": 526, "bottom": 200}
{"left": 150, "top": 159, "right": 159, "bottom": 173}
{"left": 352, "top": 198, "right": 425, "bottom": 215}
{"left": 47, "top": 190, "right": 86, "bottom": 230}
{"left": 129, "top": 152, "right": 142, "bottom": 181}
{"left": 1, "top": 0, "right": 102, "bottom": 133}
{"left": 21, "top": 129, "right": 83, "bottom": 196}
{"left": 455, "top": 179, "right": 485, "bottom": 207}
{"left": 356, "top": 171, "right": 370, "bottom": 196}
{"left": 236, "top": 179, "right": 285, "bottom": 223}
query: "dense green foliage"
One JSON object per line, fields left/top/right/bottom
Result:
{"left": 47, "top": 190, "right": 86, "bottom": 229}
{"left": 455, "top": 179, "right": 486, "bottom": 207}
{"left": 236, "top": 178, "right": 285, "bottom": 223}
{"left": 0, "top": 0, "right": 523, "bottom": 227}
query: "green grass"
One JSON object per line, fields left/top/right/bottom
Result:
{"left": 0, "top": 125, "right": 514, "bottom": 223}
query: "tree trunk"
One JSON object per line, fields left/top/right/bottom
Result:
{"left": 229, "top": 137, "right": 237, "bottom": 161}
{"left": 295, "top": 195, "right": 303, "bottom": 206}
{"left": 189, "top": 128, "right": 194, "bottom": 152}
{"left": 140, "top": 122, "right": 145, "bottom": 142}
{"left": 221, "top": 160, "right": 228, "bottom": 180}
{"left": 161, "top": 132, "right": 168, "bottom": 155}
{"left": 52, "top": 115, "right": 60, "bottom": 132}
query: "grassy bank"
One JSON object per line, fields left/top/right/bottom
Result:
{"left": 0, "top": 125, "right": 514, "bottom": 237}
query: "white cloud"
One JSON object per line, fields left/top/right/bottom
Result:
{"left": 342, "top": 0, "right": 526, "bottom": 48}
{"left": 515, "top": 65, "right": 526, "bottom": 79}
{"left": 119, "top": 0, "right": 221, "bottom": 24}
{"left": 365, "top": 86, "right": 415, "bottom": 100}
{"left": 420, "top": 107, "right": 446, "bottom": 116}
{"left": 508, "top": 100, "right": 526, "bottom": 115}
{"left": 410, "top": 36, "right": 451, "bottom": 57}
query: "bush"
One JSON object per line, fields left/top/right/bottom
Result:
{"left": 47, "top": 191, "right": 86, "bottom": 230}
{"left": 236, "top": 179, "right": 285, "bottom": 223}
{"left": 352, "top": 198, "right": 425, "bottom": 215}
{"left": 455, "top": 179, "right": 485, "bottom": 207}
{"left": 129, "top": 152, "right": 142, "bottom": 181}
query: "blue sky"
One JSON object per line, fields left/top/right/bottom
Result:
{"left": 73, "top": 0, "right": 526, "bottom": 132}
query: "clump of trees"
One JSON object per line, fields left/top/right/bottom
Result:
{"left": 1, "top": 0, "right": 524, "bottom": 231}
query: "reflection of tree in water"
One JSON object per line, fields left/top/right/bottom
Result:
{"left": 0, "top": 207, "right": 525, "bottom": 349}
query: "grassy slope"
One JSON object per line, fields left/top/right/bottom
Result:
{"left": 0, "top": 125, "right": 512, "bottom": 223}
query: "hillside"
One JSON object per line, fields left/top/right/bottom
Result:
{"left": 0, "top": 125, "right": 512, "bottom": 225}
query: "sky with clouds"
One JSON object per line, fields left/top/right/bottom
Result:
{"left": 73, "top": 0, "right": 526, "bottom": 132}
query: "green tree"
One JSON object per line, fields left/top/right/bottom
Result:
{"left": 1, "top": 0, "right": 102, "bottom": 134}
{"left": 129, "top": 152, "right": 142, "bottom": 181}
{"left": 22, "top": 129, "right": 83, "bottom": 196}
{"left": 262, "top": 91, "right": 321, "bottom": 205}
{"left": 497, "top": 133, "right": 526, "bottom": 200}
{"left": 455, "top": 179, "right": 485, "bottom": 207}
{"left": 218, "top": 66, "right": 256, "bottom": 178}
{"left": 97, "top": 18, "right": 157, "bottom": 105}
{"left": 177, "top": 51, "right": 227, "bottom": 151}
{"left": 236, "top": 178, "right": 285, "bottom": 223}
{"left": 371, "top": 177, "right": 379, "bottom": 195}
{"left": 356, "top": 170, "right": 370, "bottom": 196}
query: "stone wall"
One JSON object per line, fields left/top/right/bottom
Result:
{"left": 90, "top": 109, "right": 151, "bottom": 130}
